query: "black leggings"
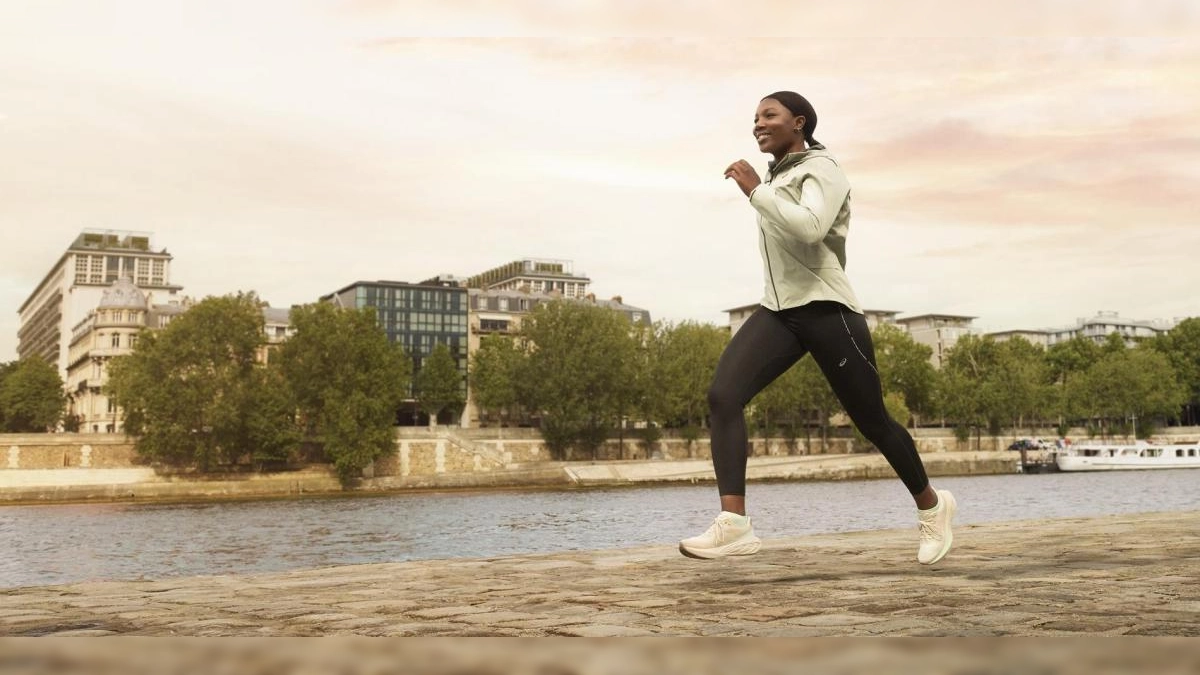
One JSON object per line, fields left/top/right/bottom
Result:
{"left": 707, "top": 302, "right": 929, "bottom": 496}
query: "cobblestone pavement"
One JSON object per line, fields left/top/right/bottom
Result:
{"left": 3, "top": 511, "right": 1198, "bottom": 637}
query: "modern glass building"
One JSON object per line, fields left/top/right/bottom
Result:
{"left": 320, "top": 280, "right": 468, "bottom": 413}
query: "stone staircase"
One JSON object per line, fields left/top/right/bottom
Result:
{"left": 440, "top": 429, "right": 513, "bottom": 470}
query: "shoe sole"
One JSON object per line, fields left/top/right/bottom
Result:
{"left": 678, "top": 538, "right": 762, "bottom": 560}
{"left": 921, "top": 490, "right": 957, "bottom": 565}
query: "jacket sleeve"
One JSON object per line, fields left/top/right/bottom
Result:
{"left": 748, "top": 162, "right": 849, "bottom": 246}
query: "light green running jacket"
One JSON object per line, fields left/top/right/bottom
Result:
{"left": 747, "top": 146, "right": 863, "bottom": 313}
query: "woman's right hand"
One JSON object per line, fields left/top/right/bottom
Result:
{"left": 724, "top": 160, "right": 762, "bottom": 198}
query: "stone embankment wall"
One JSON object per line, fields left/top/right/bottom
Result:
{"left": 3, "top": 427, "right": 1197, "bottom": 503}
{"left": 2, "top": 434, "right": 138, "bottom": 470}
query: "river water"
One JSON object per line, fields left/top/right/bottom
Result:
{"left": 2, "top": 470, "right": 1197, "bottom": 589}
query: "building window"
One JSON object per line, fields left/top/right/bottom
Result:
{"left": 499, "top": 298, "right": 509, "bottom": 311}
{"left": 89, "top": 255, "right": 104, "bottom": 284}
{"left": 631, "top": 312, "right": 642, "bottom": 322}
{"left": 111, "top": 333, "right": 120, "bottom": 348}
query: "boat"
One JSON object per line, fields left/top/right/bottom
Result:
{"left": 1055, "top": 440, "right": 1200, "bottom": 471}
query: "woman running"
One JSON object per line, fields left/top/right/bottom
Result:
{"left": 679, "top": 91, "right": 957, "bottom": 565}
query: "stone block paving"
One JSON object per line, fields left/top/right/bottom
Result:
{"left": 2, "top": 511, "right": 1199, "bottom": 637}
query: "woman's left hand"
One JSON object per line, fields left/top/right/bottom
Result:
{"left": 724, "top": 160, "right": 762, "bottom": 197}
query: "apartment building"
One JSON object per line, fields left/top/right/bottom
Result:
{"left": 464, "top": 258, "right": 591, "bottom": 299}
{"left": 987, "top": 329, "right": 1051, "bottom": 348}
{"left": 1045, "top": 311, "right": 1178, "bottom": 347}
{"left": 893, "top": 313, "right": 977, "bottom": 369}
{"left": 18, "top": 230, "right": 183, "bottom": 380}
{"left": 64, "top": 276, "right": 290, "bottom": 433}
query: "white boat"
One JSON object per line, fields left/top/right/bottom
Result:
{"left": 1055, "top": 440, "right": 1200, "bottom": 471}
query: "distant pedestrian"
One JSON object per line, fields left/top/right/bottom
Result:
{"left": 679, "top": 91, "right": 957, "bottom": 565}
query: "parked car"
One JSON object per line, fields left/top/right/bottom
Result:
{"left": 1008, "top": 438, "right": 1049, "bottom": 451}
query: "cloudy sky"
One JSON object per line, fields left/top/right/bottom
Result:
{"left": 2, "top": 1, "right": 1198, "bottom": 361}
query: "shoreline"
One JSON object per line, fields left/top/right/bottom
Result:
{"left": 0, "top": 451, "right": 1019, "bottom": 507}
{"left": 3, "top": 509, "right": 1198, "bottom": 636}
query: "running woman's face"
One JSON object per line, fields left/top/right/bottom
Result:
{"left": 754, "top": 99, "right": 806, "bottom": 158}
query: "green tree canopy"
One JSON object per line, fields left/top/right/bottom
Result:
{"left": 990, "top": 337, "right": 1055, "bottom": 433}
{"left": 519, "top": 300, "right": 638, "bottom": 459}
{"left": 937, "top": 335, "right": 1007, "bottom": 442}
{"left": 1068, "top": 345, "right": 1188, "bottom": 438}
{"left": 752, "top": 356, "right": 840, "bottom": 450}
{"left": 1046, "top": 336, "right": 1101, "bottom": 386}
{"left": 0, "top": 358, "right": 65, "bottom": 432}
{"left": 107, "top": 292, "right": 294, "bottom": 470}
{"left": 646, "top": 321, "right": 728, "bottom": 430}
{"left": 938, "top": 335, "right": 1056, "bottom": 437}
{"left": 1148, "top": 318, "right": 1200, "bottom": 424}
{"left": 278, "top": 302, "right": 411, "bottom": 482}
{"left": 871, "top": 323, "right": 937, "bottom": 421}
{"left": 469, "top": 334, "right": 526, "bottom": 425}
{"left": 415, "top": 342, "right": 464, "bottom": 424}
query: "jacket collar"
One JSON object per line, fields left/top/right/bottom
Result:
{"left": 766, "top": 143, "right": 827, "bottom": 179}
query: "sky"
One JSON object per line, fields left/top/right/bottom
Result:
{"left": 2, "top": 1, "right": 1199, "bottom": 361}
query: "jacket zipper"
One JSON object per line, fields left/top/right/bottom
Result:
{"left": 761, "top": 225, "right": 781, "bottom": 308}
{"left": 759, "top": 175, "right": 781, "bottom": 308}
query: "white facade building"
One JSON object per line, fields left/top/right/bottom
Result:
{"left": 18, "top": 230, "right": 182, "bottom": 380}
{"left": 1045, "top": 311, "right": 1179, "bottom": 347}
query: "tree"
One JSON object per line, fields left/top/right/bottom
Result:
{"left": 0, "top": 361, "right": 16, "bottom": 431}
{"left": 1046, "top": 336, "right": 1102, "bottom": 433}
{"left": 1148, "top": 318, "right": 1200, "bottom": 425}
{"left": 752, "top": 356, "right": 841, "bottom": 452}
{"left": 871, "top": 324, "right": 936, "bottom": 423}
{"left": 937, "top": 335, "right": 1010, "bottom": 447}
{"left": 470, "top": 335, "right": 526, "bottom": 426}
{"left": 519, "top": 300, "right": 639, "bottom": 459}
{"left": 990, "top": 337, "right": 1054, "bottom": 434}
{"left": 935, "top": 368, "right": 982, "bottom": 444}
{"left": 0, "top": 358, "right": 65, "bottom": 432}
{"left": 646, "top": 321, "right": 728, "bottom": 431}
{"left": 235, "top": 362, "right": 302, "bottom": 470}
{"left": 1046, "top": 336, "right": 1101, "bottom": 387}
{"left": 1101, "top": 331, "right": 1128, "bottom": 356}
{"left": 415, "top": 343, "right": 464, "bottom": 425}
{"left": 752, "top": 359, "right": 804, "bottom": 443}
{"left": 279, "top": 302, "right": 412, "bottom": 482}
{"left": 1070, "top": 345, "right": 1188, "bottom": 439}
{"left": 107, "top": 292, "right": 290, "bottom": 470}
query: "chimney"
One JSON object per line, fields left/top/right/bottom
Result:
{"left": 585, "top": 293, "right": 596, "bottom": 303}
{"left": 611, "top": 295, "right": 622, "bottom": 305}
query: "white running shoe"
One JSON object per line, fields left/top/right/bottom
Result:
{"left": 679, "top": 511, "right": 762, "bottom": 559}
{"left": 917, "top": 489, "right": 957, "bottom": 565}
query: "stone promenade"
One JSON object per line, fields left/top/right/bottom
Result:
{"left": 2, "top": 510, "right": 1198, "bottom": 637}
